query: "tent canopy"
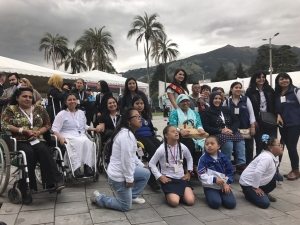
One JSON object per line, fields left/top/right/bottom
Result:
{"left": 0, "top": 56, "right": 75, "bottom": 79}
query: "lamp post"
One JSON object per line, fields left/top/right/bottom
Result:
{"left": 262, "top": 32, "right": 279, "bottom": 87}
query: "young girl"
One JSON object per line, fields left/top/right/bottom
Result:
{"left": 239, "top": 134, "right": 283, "bottom": 209}
{"left": 198, "top": 136, "right": 236, "bottom": 209}
{"left": 149, "top": 125, "right": 195, "bottom": 207}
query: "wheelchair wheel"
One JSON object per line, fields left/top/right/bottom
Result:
{"left": 8, "top": 187, "right": 22, "bottom": 204}
{"left": 0, "top": 138, "right": 11, "bottom": 195}
{"left": 95, "top": 134, "right": 103, "bottom": 173}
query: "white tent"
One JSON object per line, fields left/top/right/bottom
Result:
{"left": 0, "top": 56, "right": 75, "bottom": 79}
{"left": 74, "top": 70, "right": 149, "bottom": 96}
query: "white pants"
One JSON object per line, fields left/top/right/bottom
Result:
{"left": 65, "top": 135, "right": 96, "bottom": 170}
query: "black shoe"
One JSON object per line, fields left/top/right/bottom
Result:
{"left": 149, "top": 182, "right": 161, "bottom": 192}
{"left": 74, "top": 168, "right": 84, "bottom": 178}
{"left": 84, "top": 165, "right": 94, "bottom": 177}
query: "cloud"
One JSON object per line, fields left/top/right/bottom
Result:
{"left": 0, "top": 0, "right": 299, "bottom": 72}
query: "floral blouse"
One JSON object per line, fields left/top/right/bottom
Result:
{"left": 1, "top": 105, "right": 51, "bottom": 141}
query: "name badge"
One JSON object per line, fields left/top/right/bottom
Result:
{"left": 30, "top": 139, "right": 40, "bottom": 146}
{"left": 234, "top": 108, "right": 240, "bottom": 114}
{"left": 280, "top": 96, "right": 286, "bottom": 103}
{"left": 173, "top": 163, "right": 183, "bottom": 173}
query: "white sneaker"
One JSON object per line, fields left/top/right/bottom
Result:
{"left": 90, "top": 190, "right": 104, "bottom": 204}
{"left": 132, "top": 197, "right": 146, "bottom": 204}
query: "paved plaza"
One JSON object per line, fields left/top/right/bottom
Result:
{"left": 1, "top": 115, "right": 300, "bottom": 225}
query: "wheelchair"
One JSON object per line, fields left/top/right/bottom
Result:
{"left": 0, "top": 133, "right": 65, "bottom": 204}
{"left": 60, "top": 132, "right": 101, "bottom": 183}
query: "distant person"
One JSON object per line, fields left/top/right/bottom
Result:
{"left": 166, "top": 68, "right": 189, "bottom": 110}
{"left": 189, "top": 83, "right": 201, "bottom": 111}
{"left": 198, "top": 136, "right": 236, "bottom": 209}
{"left": 71, "top": 78, "right": 88, "bottom": 112}
{"left": 95, "top": 80, "right": 113, "bottom": 117}
{"left": 239, "top": 134, "right": 283, "bottom": 208}
{"left": 119, "top": 77, "right": 149, "bottom": 116}
{"left": 19, "top": 78, "right": 42, "bottom": 104}
{"left": 199, "top": 84, "right": 211, "bottom": 114}
{"left": 62, "top": 83, "right": 71, "bottom": 93}
{"left": 0, "top": 73, "right": 20, "bottom": 107}
{"left": 0, "top": 73, "right": 7, "bottom": 96}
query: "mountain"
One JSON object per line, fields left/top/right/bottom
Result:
{"left": 122, "top": 45, "right": 300, "bottom": 82}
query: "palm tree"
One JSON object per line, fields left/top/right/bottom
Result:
{"left": 127, "top": 12, "right": 165, "bottom": 86}
{"left": 151, "top": 35, "right": 179, "bottom": 89}
{"left": 59, "top": 48, "right": 87, "bottom": 74}
{"left": 75, "top": 27, "right": 117, "bottom": 72}
{"left": 39, "top": 33, "right": 69, "bottom": 70}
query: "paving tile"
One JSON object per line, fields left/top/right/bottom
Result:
{"left": 143, "top": 193, "right": 166, "bottom": 205}
{"left": 152, "top": 204, "right": 189, "bottom": 217}
{"left": 286, "top": 209, "right": 300, "bottom": 219}
{"left": 21, "top": 198, "right": 55, "bottom": 211}
{"left": 231, "top": 213, "right": 273, "bottom": 225}
{"left": 163, "top": 214, "right": 205, "bottom": 225}
{"left": 56, "top": 191, "right": 86, "bottom": 203}
{"left": 205, "top": 218, "right": 240, "bottom": 225}
{"left": 0, "top": 202, "right": 21, "bottom": 214}
{"left": 55, "top": 212, "right": 93, "bottom": 225}
{"left": 268, "top": 215, "right": 300, "bottom": 225}
{"left": 31, "top": 191, "right": 57, "bottom": 199}
{"left": 137, "top": 222, "right": 168, "bottom": 225}
{"left": 276, "top": 193, "right": 300, "bottom": 205}
{"left": 90, "top": 208, "right": 126, "bottom": 223}
{"left": 55, "top": 201, "right": 89, "bottom": 216}
{"left": 0, "top": 213, "right": 18, "bottom": 225}
{"left": 250, "top": 205, "right": 285, "bottom": 219}
{"left": 185, "top": 206, "right": 229, "bottom": 222}
{"left": 125, "top": 208, "right": 163, "bottom": 224}
{"left": 270, "top": 198, "right": 300, "bottom": 212}
{"left": 95, "top": 221, "right": 131, "bottom": 225}
{"left": 15, "top": 209, "right": 54, "bottom": 225}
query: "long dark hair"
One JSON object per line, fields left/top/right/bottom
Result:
{"left": 274, "top": 72, "right": 294, "bottom": 95}
{"left": 163, "top": 125, "right": 182, "bottom": 164}
{"left": 110, "top": 107, "right": 138, "bottom": 141}
{"left": 248, "top": 71, "right": 271, "bottom": 90}
{"left": 132, "top": 95, "right": 150, "bottom": 120}
{"left": 99, "top": 80, "right": 111, "bottom": 94}
{"left": 124, "top": 77, "right": 138, "bottom": 96}
{"left": 173, "top": 68, "right": 189, "bottom": 94}
{"left": 10, "top": 87, "right": 35, "bottom": 105}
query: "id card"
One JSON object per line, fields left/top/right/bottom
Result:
{"left": 173, "top": 163, "right": 183, "bottom": 173}
{"left": 280, "top": 96, "right": 286, "bottom": 103}
{"left": 30, "top": 139, "right": 40, "bottom": 146}
{"left": 234, "top": 108, "right": 239, "bottom": 114}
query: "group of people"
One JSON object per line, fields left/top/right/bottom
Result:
{"left": 0, "top": 68, "right": 299, "bottom": 213}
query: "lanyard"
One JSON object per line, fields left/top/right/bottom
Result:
{"left": 220, "top": 111, "right": 225, "bottom": 125}
{"left": 19, "top": 106, "right": 33, "bottom": 128}
{"left": 78, "top": 91, "right": 84, "bottom": 101}
{"left": 168, "top": 145, "right": 178, "bottom": 163}
{"left": 110, "top": 115, "right": 117, "bottom": 128}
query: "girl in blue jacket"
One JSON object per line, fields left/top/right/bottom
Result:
{"left": 198, "top": 135, "right": 236, "bottom": 209}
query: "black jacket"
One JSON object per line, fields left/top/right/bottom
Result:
{"left": 95, "top": 92, "right": 113, "bottom": 114}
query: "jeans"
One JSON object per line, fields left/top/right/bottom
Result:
{"left": 221, "top": 140, "right": 246, "bottom": 165}
{"left": 95, "top": 166, "right": 150, "bottom": 211}
{"left": 279, "top": 125, "right": 300, "bottom": 170}
{"left": 203, "top": 187, "right": 236, "bottom": 209}
{"left": 241, "top": 176, "right": 276, "bottom": 209}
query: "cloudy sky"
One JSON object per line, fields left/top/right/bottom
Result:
{"left": 0, "top": 0, "right": 299, "bottom": 72}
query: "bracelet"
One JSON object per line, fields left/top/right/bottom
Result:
{"left": 18, "top": 127, "right": 24, "bottom": 134}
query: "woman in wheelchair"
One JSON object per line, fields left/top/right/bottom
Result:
{"left": 1, "top": 87, "right": 64, "bottom": 203}
{"left": 132, "top": 95, "right": 162, "bottom": 191}
{"left": 52, "top": 93, "right": 100, "bottom": 178}
{"left": 97, "top": 96, "right": 121, "bottom": 143}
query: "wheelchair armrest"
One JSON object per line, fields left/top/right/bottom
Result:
{"left": 50, "top": 134, "right": 58, "bottom": 147}
{"left": 9, "top": 136, "right": 17, "bottom": 152}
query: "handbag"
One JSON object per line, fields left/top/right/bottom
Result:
{"left": 260, "top": 112, "right": 277, "bottom": 129}
{"left": 238, "top": 129, "right": 251, "bottom": 139}
{"left": 178, "top": 125, "right": 209, "bottom": 139}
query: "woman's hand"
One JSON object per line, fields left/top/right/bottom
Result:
{"left": 250, "top": 125, "right": 256, "bottom": 136}
{"left": 253, "top": 187, "right": 265, "bottom": 196}
{"left": 22, "top": 129, "right": 35, "bottom": 138}
{"left": 126, "top": 182, "right": 134, "bottom": 188}
{"left": 182, "top": 172, "right": 191, "bottom": 181}
{"left": 222, "top": 183, "right": 232, "bottom": 194}
{"left": 221, "top": 128, "right": 233, "bottom": 135}
{"left": 59, "top": 137, "right": 67, "bottom": 145}
{"left": 215, "top": 177, "right": 225, "bottom": 186}
{"left": 95, "top": 124, "right": 104, "bottom": 133}
{"left": 159, "top": 175, "right": 171, "bottom": 184}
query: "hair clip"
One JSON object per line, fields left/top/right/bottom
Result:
{"left": 261, "top": 134, "right": 270, "bottom": 144}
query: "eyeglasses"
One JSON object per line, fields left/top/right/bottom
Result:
{"left": 272, "top": 144, "right": 283, "bottom": 148}
{"left": 129, "top": 115, "right": 141, "bottom": 120}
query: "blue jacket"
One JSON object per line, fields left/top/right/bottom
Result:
{"left": 226, "top": 96, "right": 250, "bottom": 129}
{"left": 275, "top": 86, "right": 300, "bottom": 127}
{"left": 135, "top": 117, "right": 155, "bottom": 137}
{"left": 198, "top": 151, "right": 234, "bottom": 188}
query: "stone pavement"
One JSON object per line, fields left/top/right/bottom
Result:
{"left": 1, "top": 115, "right": 300, "bottom": 225}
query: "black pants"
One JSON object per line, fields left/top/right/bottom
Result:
{"left": 17, "top": 141, "right": 59, "bottom": 194}
{"left": 254, "top": 121, "right": 277, "bottom": 155}
{"left": 279, "top": 125, "right": 300, "bottom": 170}
{"left": 245, "top": 138, "right": 254, "bottom": 164}
{"left": 137, "top": 136, "right": 161, "bottom": 186}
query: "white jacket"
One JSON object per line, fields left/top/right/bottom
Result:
{"left": 107, "top": 128, "right": 144, "bottom": 183}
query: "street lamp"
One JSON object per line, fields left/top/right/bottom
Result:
{"left": 262, "top": 32, "right": 279, "bottom": 87}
